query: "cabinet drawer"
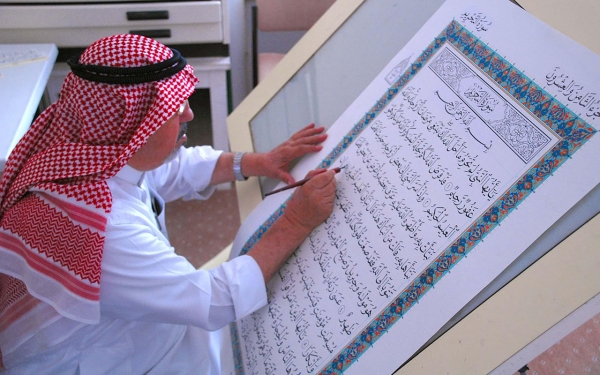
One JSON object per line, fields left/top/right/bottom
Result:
{"left": 0, "top": 2, "right": 223, "bottom": 46}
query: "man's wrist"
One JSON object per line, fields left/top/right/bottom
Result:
{"left": 238, "top": 152, "right": 267, "bottom": 178}
{"left": 233, "top": 152, "right": 247, "bottom": 181}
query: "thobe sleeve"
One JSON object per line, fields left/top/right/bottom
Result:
{"left": 148, "top": 145, "right": 223, "bottom": 203}
{"left": 99, "top": 187, "right": 267, "bottom": 331}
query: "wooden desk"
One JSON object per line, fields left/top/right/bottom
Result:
{"left": 0, "top": 43, "right": 57, "bottom": 173}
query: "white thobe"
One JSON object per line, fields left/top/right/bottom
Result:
{"left": 3, "top": 146, "right": 267, "bottom": 374}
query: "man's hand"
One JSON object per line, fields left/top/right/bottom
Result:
{"left": 209, "top": 124, "right": 327, "bottom": 186}
{"left": 282, "top": 169, "right": 337, "bottom": 231}
{"left": 247, "top": 168, "right": 337, "bottom": 283}
{"left": 255, "top": 123, "right": 327, "bottom": 184}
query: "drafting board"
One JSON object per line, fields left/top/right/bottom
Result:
{"left": 225, "top": 0, "right": 593, "bottom": 374}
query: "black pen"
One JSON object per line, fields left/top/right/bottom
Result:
{"left": 264, "top": 167, "right": 342, "bottom": 197}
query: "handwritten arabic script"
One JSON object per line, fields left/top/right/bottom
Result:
{"left": 546, "top": 67, "right": 600, "bottom": 120}
{"left": 233, "top": 39, "right": 559, "bottom": 375}
{"left": 429, "top": 47, "right": 552, "bottom": 162}
{"left": 460, "top": 11, "right": 492, "bottom": 32}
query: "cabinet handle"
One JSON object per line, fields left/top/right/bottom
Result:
{"left": 129, "top": 29, "right": 172, "bottom": 38}
{"left": 127, "top": 11, "right": 169, "bottom": 21}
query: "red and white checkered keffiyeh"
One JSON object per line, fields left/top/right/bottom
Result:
{"left": 0, "top": 34, "right": 198, "bottom": 358}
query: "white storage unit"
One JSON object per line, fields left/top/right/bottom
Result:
{"left": 0, "top": 1, "right": 230, "bottom": 46}
{"left": 0, "top": 0, "right": 240, "bottom": 152}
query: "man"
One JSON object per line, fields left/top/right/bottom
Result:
{"left": 0, "top": 34, "right": 336, "bottom": 374}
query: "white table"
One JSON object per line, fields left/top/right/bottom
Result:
{"left": 0, "top": 43, "right": 57, "bottom": 173}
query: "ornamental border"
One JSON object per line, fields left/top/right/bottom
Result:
{"left": 231, "top": 20, "right": 597, "bottom": 375}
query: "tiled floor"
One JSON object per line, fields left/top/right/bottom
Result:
{"left": 165, "top": 89, "right": 241, "bottom": 268}
{"left": 513, "top": 311, "right": 600, "bottom": 375}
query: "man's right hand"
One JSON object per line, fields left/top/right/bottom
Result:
{"left": 247, "top": 168, "right": 337, "bottom": 284}
{"left": 283, "top": 169, "right": 337, "bottom": 232}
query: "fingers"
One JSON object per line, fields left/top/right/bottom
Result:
{"left": 286, "top": 134, "right": 327, "bottom": 152}
{"left": 303, "top": 170, "right": 336, "bottom": 217}
{"left": 285, "top": 168, "right": 337, "bottom": 230}
{"left": 277, "top": 171, "right": 294, "bottom": 185}
{"left": 279, "top": 142, "right": 324, "bottom": 163}
{"left": 290, "top": 123, "right": 326, "bottom": 141}
{"left": 277, "top": 123, "right": 327, "bottom": 161}
{"left": 266, "top": 124, "right": 328, "bottom": 183}
{"left": 304, "top": 168, "right": 327, "bottom": 179}
{"left": 298, "top": 132, "right": 327, "bottom": 145}
{"left": 280, "top": 168, "right": 330, "bottom": 188}
{"left": 304, "top": 169, "right": 336, "bottom": 189}
{"left": 301, "top": 169, "right": 337, "bottom": 206}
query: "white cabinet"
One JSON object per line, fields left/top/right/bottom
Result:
{"left": 0, "top": 0, "right": 243, "bottom": 151}
{"left": 0, "top": 1, "right": 228, "bottom": 46}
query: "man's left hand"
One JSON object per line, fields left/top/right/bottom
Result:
{"left": 258, "top": 123, "right": 327, "bottom": 184}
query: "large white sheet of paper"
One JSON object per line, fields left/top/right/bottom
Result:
{"left": 222, "top": 0, "right": 600, "bottom": 374}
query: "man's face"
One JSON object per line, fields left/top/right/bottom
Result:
{"left": 128, "top": 100, "right": 194, "bottom": 171}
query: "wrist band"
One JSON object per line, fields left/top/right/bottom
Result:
{"left": 233, "top": 152, "right": 247, "bottom": 181}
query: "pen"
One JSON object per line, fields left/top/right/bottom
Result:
{"left": 264, "top": 167, "right": 343, "bottom": 197}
